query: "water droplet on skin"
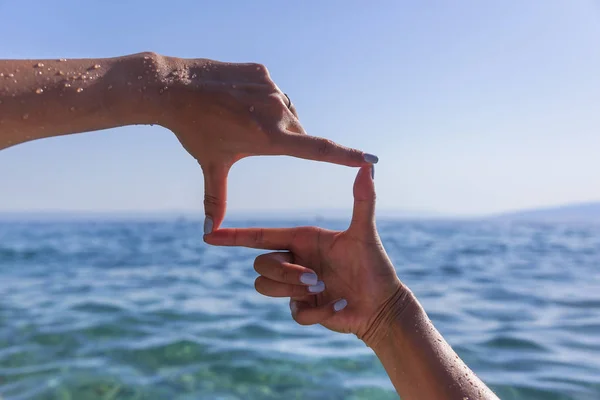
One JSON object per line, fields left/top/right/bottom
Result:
{"left": 144, "top": 56, "right": 150, "bottom": 60}
{"left": 93, "top": 64, "right": 101, "bottom": 69}
{"left": 192, "top": 74, "right": 197, "bottom": 78}
{"left": 70, "top": 106, "right": 75, "bottom": 111}
{"left": 232, "top": 84, "right": 236, "bottom": 89}
{"left": 127, "top": 82, "right": 132, "bottom": 86}
{"left": 137, "top": 76, "right": 142, "bottom": 80}
{"left": 107, "top": 85, "right": 113, "bottom": 90}
{"left": 249, "top": 106, "right": 254, "bottom": 112}
{"left": 37, "top": 71, "right": 43, "bottom": 75}
{"left": 64, "top": 83, "right": 71, "bottom": 88}
{"left": 59, "top": 58, "right": 67, "bottom": 62}
{"left": 76, "top": 88, "right": 83, "bottom": 93}
{"left": 35, "top": 88, "right": 43, "bottom": 94}
{"left": 47, "top": 67, "right": 51, "bottom": 71}
{"left": 56, "top": 71, "right": 64, "bottom": 76}
{"left": 8, "top": 73, "right": 14, "bottom": 77}
{"left": 22, "top": 114, "right": 29, "bottom": 120}
{"left": 34, "top": 63, "right": 44, "bottom": 68}
{"left": 0, "top": 73, "right": 3, "bottom": 77}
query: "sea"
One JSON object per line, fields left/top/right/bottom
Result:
{"left": 1, "top": 217, "right": 599, "bottom": 399}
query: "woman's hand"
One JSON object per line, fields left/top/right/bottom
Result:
{"left": 0, "top": 53, "right": 376, "bottom": 233}
{"left": 157, "top": 56, "right": 377, "bottom": 232}
{"left": 204, "top": 166, "right": 406, "bottom": 342}
{"left": 206, "top": 166, "right": 500, "bottom": 400}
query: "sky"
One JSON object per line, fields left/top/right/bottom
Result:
{"left": 1, "top": 1, "right": 599, "bottom": 217}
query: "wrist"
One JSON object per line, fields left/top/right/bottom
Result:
{"left": 102, "top": 52, "right": 165, "bottom": 126}
{"left": 152, "top": 55, "right": 216, "bottom": 128}
{"left": 359, "top": 283, "right": 420, "bottom": 350}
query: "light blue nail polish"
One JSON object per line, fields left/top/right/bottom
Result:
{"left": 203, "top": 216, "right": 213, "bottom": 235}
{"left": 363, "top": 153, "right": 379, "bottom": 164}
{"left": 308, "top": 281, "right": 325, "bottom": 293}
{"left": 300, "top": 272, "right": 318, "bottom": 286}
{"left": 334, "top": 299, "right": 348, "bottom": 312}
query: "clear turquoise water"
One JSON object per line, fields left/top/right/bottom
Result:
{"left": 1, "top": 218, "right": 599, "bottom": 399}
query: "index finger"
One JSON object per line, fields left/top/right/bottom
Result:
{"left": 278, "top": 133, "right": 378, "bottom": 168}
{"left": 204, "top": 227, "right": 298, "bottom": 250}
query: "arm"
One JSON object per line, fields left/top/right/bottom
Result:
{"left": 366, "top": 288, "right": 498, "bottom": 399}
{"left": 0, "top": 53, "right": 162, "bottom": 149}
{"left": 206, "top": 166, "right": 498, "bottom": 399}
{"left": 1, "top": 52, "right": 374, "bottom": 229}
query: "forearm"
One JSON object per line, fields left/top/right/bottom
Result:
{"left": 368, "top": 291, "right": 498, "bottom": 399}
{"left": 0, "top": 52, "right": 166, "bottom": 150}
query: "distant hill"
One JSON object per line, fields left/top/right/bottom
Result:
{"left": 494, "top": 202, "right": 600, "bottom": 223}
{"left": 2, "top": 203, "right": 600, "bottom": 223}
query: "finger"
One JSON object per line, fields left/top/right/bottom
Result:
{"left": 204, "top": 227, "right": 300, "bottom": 249}
{"left": 254, "top": 252, "right": 319, "bottom": 285}
{"left": 349, "top": 165, "right": 377, "bottom": 233}
{"left": 289, "top": 298, "right": 348, "bottom": 326}
{"left": 201, "top": 163, "right": 230, "bottom": 234}
{"left": 278, "top": 133, "right": 378, "bottom": 167}
{"left": 254, "top": 276, "right": 325, "bottom": 297}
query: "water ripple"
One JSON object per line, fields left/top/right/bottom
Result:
{"left": 0, "top": 219, "right": 599, "bottom": 399}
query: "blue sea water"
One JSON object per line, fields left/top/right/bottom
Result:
{"left": 1, "top": 218, "right": 599, "bottom": 399}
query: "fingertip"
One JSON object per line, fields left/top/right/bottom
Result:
{"left": 204, "top": 215, "right": 214, "bottom": 235}
{"left": 363, "top": 153, "right": 379, "bottom": 164}
{"left": 353, "top": 166, "right": 376, "bottom": 200}
{"left": 333, "top": 298, "right": 348, "bottom": 312}
{"left": 202, "top": 228, "right": 231, "bottom": 246}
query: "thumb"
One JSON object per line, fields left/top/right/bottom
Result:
{"left": 201, "top": 163, "right": 230, "bottom": 235}
{"left": 349, "top": 165, "right": 376, "bottom": 233}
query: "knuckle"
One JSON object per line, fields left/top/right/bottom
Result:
{"left": 253, "top": 256, "right": 263, "bottom": 273}
{"left": 279, "top": 266, "right": 290, "bottom": 283}
{"left": 254, "top": 277, "right": 265, "bottom": 294}
{"left": 253, "top": 228, "right": 265, "bottom": 246}
{"left": 204, "top": 194, "right": 223, "bottom": 207}
{"left": 252, "top": 63, "right": 270, "bottom": 80}
{"left": 317, "top": 139, "right": 335, "bottom": 157}
{"left": 295, "top": 315, "right": 312, "bottom": 326}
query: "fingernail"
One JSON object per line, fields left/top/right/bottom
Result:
{"left": 307, "top": 280, "right": 325, "bottom": 293}
{"left": 300, "top": 272, "right": 318, "bottom": 286}
{"left": 289, "top": 300, "right": 298, "bottom": 315}
{"left": 333, "top": 299, "right": 348, "bottom": 312}
{"left": 203, "top": 216, "right": 213, "bottom": 235}
{"left": 363, "top": 153, "right": 379, "bottom": 164}
{"left": 371, "top": 165, "right": 375, "bottom": 180}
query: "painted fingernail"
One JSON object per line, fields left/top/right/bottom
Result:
{"left": 307, "top": 280, "right": 325, "bottom": 293}
{"left": 333, "top": 299, "right": 348, "bottom": 312}
{"left": 363, "top": 153, "right": 379, "bottom": 164}
{"left": 203, "top": 216, "right": 213, "bottom": 235}
{"left": 371, "top": 165, "right": 375, "bottom": 180}
{"left": 300, "top": 272, "right": 318, "bottom": 286}
{"left": 290, "top": 300, "right": 298, "bottom": 315}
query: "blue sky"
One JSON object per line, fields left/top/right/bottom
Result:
{"left": 1, "top": 1, "right": 599, "bottom": 216}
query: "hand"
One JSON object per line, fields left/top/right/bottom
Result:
{"left": 156, "top": 56, "right": 378, "bottom": 232}
{"left": 204, "top": 166, "right": 407, "bottom": 342}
